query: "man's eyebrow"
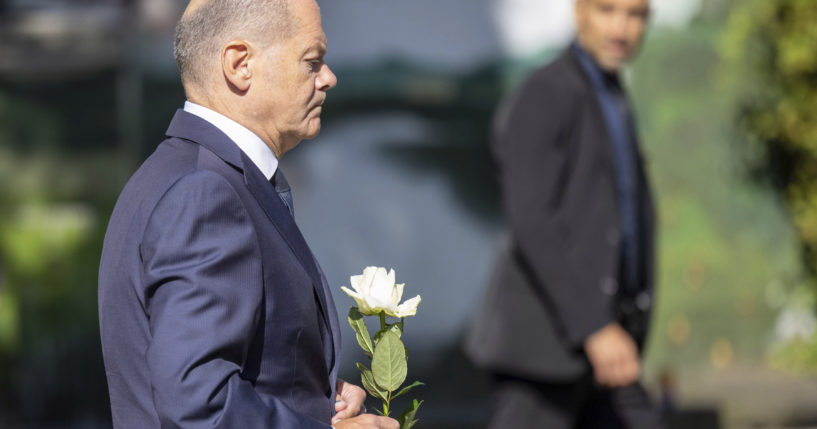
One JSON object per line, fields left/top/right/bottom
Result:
{"left": 302, "top": 38, "right": 327, "bottom": 57}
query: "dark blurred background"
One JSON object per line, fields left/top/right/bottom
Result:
{"left": 1, "top": 0, "right": 816, "bottom": 428}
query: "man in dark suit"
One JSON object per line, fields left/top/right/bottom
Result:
{"left": 98, "top": 1, "right": 398, "bottom": 428}
{"left": 466, "top": 0, "right": 664, "bottom": 427}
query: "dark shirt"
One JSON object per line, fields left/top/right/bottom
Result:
{"left": 571, "top": 42, "right": 642, "bottom": 293}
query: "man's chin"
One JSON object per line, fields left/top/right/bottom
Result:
{"left": 599, "top": 56, "right": 627, "bottom": 72}
{"left": 301, "top": 121, "right": 322, "bottom": 140}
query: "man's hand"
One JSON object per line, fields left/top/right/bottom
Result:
{"left": 332, "top": 380, "right": 398, "bottom": 428}
{"left": 333, "top": 414, "right": 399, "bottom": 429}
{"left": 333, "top": 379, "right": 367, "bottom": 424}
{"left": 584, "top": 322, "right": 640, "bottom": 388}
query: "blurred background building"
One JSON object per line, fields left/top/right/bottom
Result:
{"left": 0, "top": 0, "right": 816, "bottom": 428}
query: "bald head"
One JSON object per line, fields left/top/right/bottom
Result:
{"left": 173, "top": 0, "right": 296, "bottom": 93}
{"left": 575, "top": 0, "right": 650, "bottom": 71}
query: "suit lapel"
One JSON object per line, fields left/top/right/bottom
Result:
{"left": 314, "top": 261, "right": 342, "bottom": 380}
{"left": 241, "top": 152, "right": 335, "bottom": 358}
{"left": 565, "top": 51, "right": 657, "bottom": 291}
{"left": 166, "top": 109, "right": 336, "bottom": 364}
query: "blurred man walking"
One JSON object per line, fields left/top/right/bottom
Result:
{"left": 466, "top": 0, "right": 663, "bottom": 427}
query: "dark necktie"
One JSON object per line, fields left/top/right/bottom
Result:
{"left": 271, "top": 169, "right": 294, "bottom": 218}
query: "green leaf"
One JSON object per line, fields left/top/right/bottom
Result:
{"left": 348, "top": 307, "right": 374, "bottom": 358}
{"left": 356, "top": 362, "right": 388, "bottom": 401}
{"left": 391, "top": 380, "right": 424, "bottom": 399}
{"left": 374, "top": 320, "right": 403, "bottom": 345}
{"left": 397, "top": 399, "right": 423, "bottom": 429}
{"left": 372, "top": 330, "right": 407, "bottom": 392}
{"left": 393, "top": 319, "right": 404, "bottom": 337}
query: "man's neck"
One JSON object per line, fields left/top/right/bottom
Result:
{"left": 571, "top": 41, "right": 622, "bottom": 90}
{"left": 188, "top": 93, "right": 285, "bottom": 158}
{"left": 183, "top": 101, "right": 281, "bottom": 180}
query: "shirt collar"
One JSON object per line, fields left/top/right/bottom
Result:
{"left": 183, "top": 101, "right": 278, "bottom": 180}
{"left": 570, "top": 41, "right": 620, "bottom": 91}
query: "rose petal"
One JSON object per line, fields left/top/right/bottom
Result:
{"left": 360, "top": 267, "right": 379, "bottom": 293}
{"left": 394, "top": 295, "right": 421, "bottom": 318}
{"left": 348, "top": 274, "right": 365, "bottom": 294}
{"left": 394, "top": 282, "right": 405, "bottom": 303}
{"left": 370, "top": 268, "right": 394, "bottom": 304}
{"left": 341, "top": 286, "right": 372, "bottom": 314}
{"left": 341, "top": 267, "right": 415, "bottom": 318}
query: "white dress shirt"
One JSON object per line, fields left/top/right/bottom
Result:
{"left": 183, "top": 101, "right": 278, "bottom": 181}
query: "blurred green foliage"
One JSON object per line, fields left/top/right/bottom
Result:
{"left": 721, "top": 0, "right": 817, "bottom": 371}
{"left": 770, "top": 333, "right": 817, "bottom": 376}
{"left": 722, "top": 0, "right": 817, "bottom": 285}
{"left": 627, "top": 23, "right": 798, "bottom": 372}
{"left": 0, "top": 85, "right": 123, "bottom": 423}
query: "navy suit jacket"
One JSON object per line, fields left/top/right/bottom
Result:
{"left": 98, "top": 109, "right": 342, "bottom": 428}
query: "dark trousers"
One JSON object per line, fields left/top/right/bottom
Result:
{"left": 488, "top": 373, "right": 665, "bottom": 429}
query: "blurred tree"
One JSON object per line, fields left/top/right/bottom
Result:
{"left": 0, "top": 86, "right": 117, "bottom": 425}
{"left": 722, "top": 0, "right": 817, "bottom": 287}
{"left": 722, "top": 0, "right": 817, "bottom": 371}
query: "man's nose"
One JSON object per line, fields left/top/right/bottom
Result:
{"left": 317, "top": 64, "right": 337, "bottom": 91}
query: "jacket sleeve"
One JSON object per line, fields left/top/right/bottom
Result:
{"left": 495, "top": 74, "right": 616, "bottom": 348}
{"left": 140, "top": 170, "right": 329, "bottom": 429}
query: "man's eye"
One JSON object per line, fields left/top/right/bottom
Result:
{"left": 597, "top": 4, "right": 615, "bottom": 14}
{"left": 630, "top": 9, "right": 649, "bottom": 20}
{"left": 307, "top": 60, "right": 322, "bottom": 72}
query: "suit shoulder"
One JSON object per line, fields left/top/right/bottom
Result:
{"left": 126, "top": 138, "right": 199, "bottom": 192}
{"left": 157, "top": 168, "right": 244, "bottom": 207}
{"left": 145, "top": 148, "right": 248, "bottom": 222}
{"left": 124, "top": 137, "right": 240, "bottom": 202}
{"left": 517, "top": 53, "right": 589, "bottom": 103}
{"left": 492, "top": 52, "right": 588, "bottom": 139}
{"left": 143, "top": 168, "right": 251, "bottom": 239}
{"left": 105, "top": 138, "right": 245, "bottom": 244}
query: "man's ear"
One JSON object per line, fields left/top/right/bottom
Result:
{"left": 222, "top": 40, "right": 253, "bottom": 93}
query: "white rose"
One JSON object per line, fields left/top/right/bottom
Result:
{"left": 341, "top": 266, "right": 421, "bottom": 318}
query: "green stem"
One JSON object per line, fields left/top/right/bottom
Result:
{"left": 382, "top": 391, "right": 391, "bottom": 417}
{"left": 378, "top": 312, "right": 391, "bottom": 416}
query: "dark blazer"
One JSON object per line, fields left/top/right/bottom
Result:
{"left": 465, "top": 49, "right": 656, "bottom": 381}
{"left": 98, "top": 110, "right": 341, "bottom": 428}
